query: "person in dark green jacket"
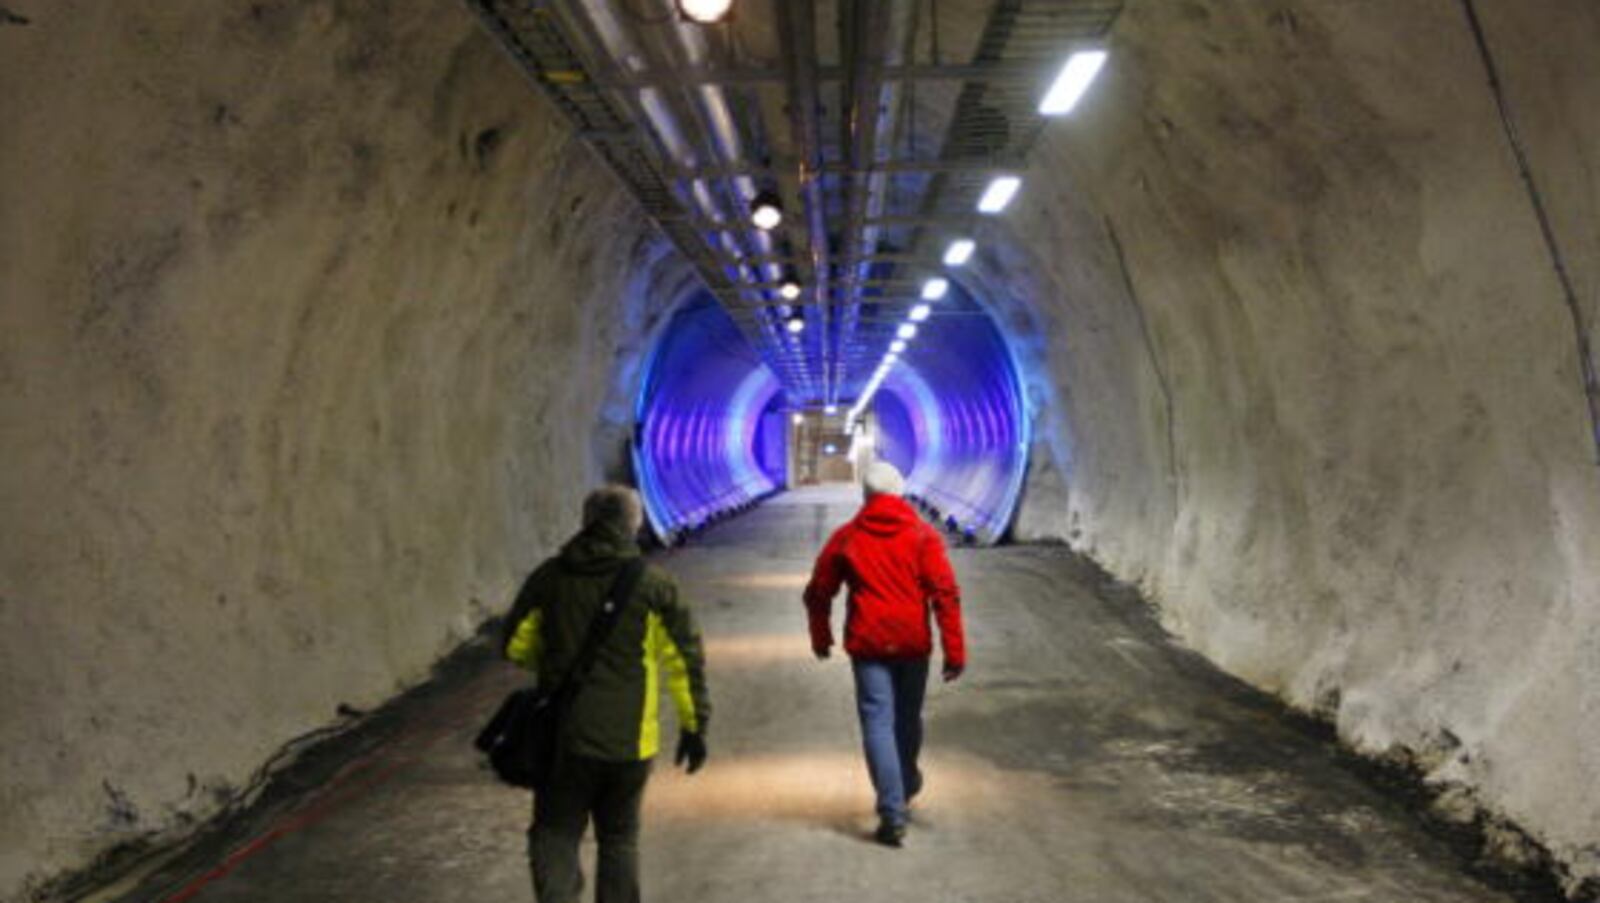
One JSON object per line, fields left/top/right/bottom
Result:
{"left": 502, "top": 484, "right": 710, "bottom": 903}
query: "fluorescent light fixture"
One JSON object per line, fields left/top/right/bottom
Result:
{"left": 750, "top": 190, "right": 783, "bottom": 230}
{"left": 890, "top": 339, "right": 907, "bottom": 353}
{"left": 908, "top": 303, "right": 931, "bottom": 322}
{"left": 792, "top": 413, "right": 803, "bottom": 425}
{"left": 676, "top": 0, "right": 734, "bottom": 24}
{"left": 778, "top": 278, "right": 802, "bottom": 301}
{"left": 943, "top": 238, "right": 976, "bottom": 266}
{"left": 786, "top": 315, "right": 806, "bottom": 334}
{"left": 897, "top": 323, "right": 918, "bottom": 340}
{"left": 824, "top": 404, "right": 838, "bottom": 414}
{"left": 922, "top": 277, "right": 949, "bottom": 301}
{"left": 977, "top": 176, "right": 1022, "bottom": 214}
{"left": 1039, "top": 49, "right": 1108, "bottom": 116}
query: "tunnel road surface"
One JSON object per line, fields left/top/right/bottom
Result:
{"left": 114, "top": 485, "right": 1524, "bottom": 903}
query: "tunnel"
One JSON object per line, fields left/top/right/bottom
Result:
{"left": 3, "top": 0, "right": 1600, "bottom": 901}
{"left": 862, "top": 280, "right": 1031, "bottom": 543}
{"left": 632, "top": 294, "right": 786, "bottom": 539}
{"left": 635, "top": 282, "right": 1030, "bottom": 543}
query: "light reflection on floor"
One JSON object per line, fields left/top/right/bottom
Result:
{"left": 645, "top": 751, "right": 1027, "bottom": 829}
{"left": 701, "top": 633, "right": 817, "bottom": 667}
{"left": 707, "top": 572, "right": 811, "bottom": 589}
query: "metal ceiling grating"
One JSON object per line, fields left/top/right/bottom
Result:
{"left": 464, "top": 0, "right": 1124, "bottom": 405}
{"left": 462, "top": 0, "right": 818, "bottom": 394}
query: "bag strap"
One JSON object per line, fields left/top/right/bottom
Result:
{"left": 552, "top": 557, "right": 646, "bottom": 700}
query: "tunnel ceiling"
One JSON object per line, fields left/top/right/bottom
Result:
{"left": 466, "top": 0, "right": 1123, "bottom": 408}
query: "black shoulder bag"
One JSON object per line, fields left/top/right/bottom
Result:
{"left": 475, "top": 558, "right": 647, "bottom": 790}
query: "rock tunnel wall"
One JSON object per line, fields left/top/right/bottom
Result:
{"left": 997, "top": 0, "right": 1600, "bottom": 889}
{"left": 0, "top": 2, "right": 689, "bottom": 897}
{"left": 4, "top": 0, "right": 1600, "bottom": 897}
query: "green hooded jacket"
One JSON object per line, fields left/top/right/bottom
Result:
{"left": 502, "top": 522, "right": 710, "bottom": 762}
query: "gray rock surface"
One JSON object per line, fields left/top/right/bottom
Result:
{"left": 1004, "top": 0, "right": 1600, "bottom": 891}
{"left": 0, "top": 1, "right": 686, "bottom": 896}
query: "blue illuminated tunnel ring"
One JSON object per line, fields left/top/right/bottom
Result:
{"left": 868, "top": 306, "right": 1028, "bottom": 543}
{"left": 633, "top": 296, "right": 785, "bottom": 540}
{"left": 633, "top": 286, "right": 1029, "bottom": 545}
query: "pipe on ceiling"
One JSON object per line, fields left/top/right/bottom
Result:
{"left": 777, "top": 0, "right": 832, "bottom": 406}
{"left": 838, "top": 0, "right": 920, "bottom": 407}
{"left": 576, "top": 0, "right": 798, "bottom": 376}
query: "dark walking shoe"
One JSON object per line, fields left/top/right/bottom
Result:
{"left": 873, "top": 819, "right": 906, "bottom": 848}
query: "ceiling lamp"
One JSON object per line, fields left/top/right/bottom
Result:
{"left": 1039, "top": 49, "right": 1108, "bottom": 116}
{"left": 778, "top": 275, "right": 802, "bottom": 301}
{"left": 890, "top": 339, "right": 907, "bottom": 353}
{"left": 943, "top": 238, "right": 976, "bottom": 266}
{"left": 786, "top": 314, "right": 806, "bottom": 334}
{"left": 824, "top": 404, "right": 838, "bottom": 414}
{"left": 921, "top": 277, "right": 949, "bottom": 301}
{"left": 897, "top": 323, "right": 918, "bottom": 340}
{"left": 977, "top": 176, "right": 1022, "bottom": 214}
{"left": 750, "top": 190, "right": 783, "bottom": 230}
{"left": 675, "top": 0, "right": 734, "bottom": 24}
{"left": 908, "top": 303, "right": 931, "bottom": 322}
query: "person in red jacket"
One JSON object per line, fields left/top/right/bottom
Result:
{"left": 803, "top": 460, "right": 966, "bottom": 847}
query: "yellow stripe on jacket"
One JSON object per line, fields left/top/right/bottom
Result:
{"left": 640, "top": 611, "right": 699, "bottom": 759}
{"left": 506, "top": 606, "right": 699, "bottom": 761}
{"left": 505, "top": 609, "right": 544, "bottom": 669}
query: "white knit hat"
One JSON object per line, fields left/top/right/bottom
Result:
{"left": 862, "top": 460, "right": 906, "bottom": 497}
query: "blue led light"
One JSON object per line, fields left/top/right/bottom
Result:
{"left": 859, "top": 283, "right": 1029, "bottom": 543}
{"left": 635, "top": 283, "right": 1029, "bottom": 545}
{"left": 633, "top": 296, "right": 782, "bottom": 540}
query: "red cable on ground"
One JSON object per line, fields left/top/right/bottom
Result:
{"left": 154, "top": 682, "right": 494, "bottom": 903}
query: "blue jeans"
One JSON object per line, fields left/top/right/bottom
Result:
{"left": 851, "top": 658, "right": 929, "bottom": 827}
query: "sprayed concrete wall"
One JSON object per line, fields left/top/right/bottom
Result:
{"left": 5, "top": 0, "right": 1600, "bottom": 897}
{"left": 1001, "top": 0, "right": 1600, "bottom": 891}
{"left": 0, "top": 1, "right": 693, "bottom": 897}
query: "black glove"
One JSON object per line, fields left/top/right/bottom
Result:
{"left": 674, "top": 730, "right": 707, "bottom": 774}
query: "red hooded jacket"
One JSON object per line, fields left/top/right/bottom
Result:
{"left": 803, "top": 494, "right": 965, "bottom": 667}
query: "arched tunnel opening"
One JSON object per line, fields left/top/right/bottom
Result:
{"left": 3, "top": 1, "right": 1600, "bottom": 901}
{"left": 635, "top": 283, "right": 1029, "bottom": 544}
{"left": 632, "top": 294, "right": 787, "bottom": 539}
